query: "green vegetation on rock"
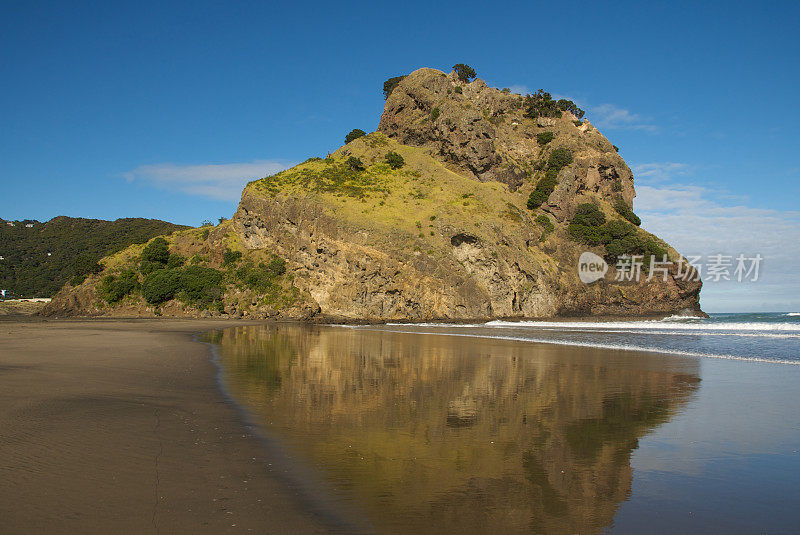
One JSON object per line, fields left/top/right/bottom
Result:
{"left": 141, "top": 237, "right": 170, "bottom": 264}
{"left": 223, "top": 249, "right": 243, "bottom": 266}
{"left": 452, "top": 63, "right": 476, "bottom": 82}
{"left": 176, "top": 265, "right": 224, "bottom": 307}
{"left": 96, "top": 233, "right": 293, "bottom": 312}
{"left": 0, "top": 216, "right": 186, "bottom": 297}
{"left": 548, "top": 147, "right": 574, "bottom": 170}
{"left": 141, "top": 268, "right": 181, "bottom": 304}
{"left": 101, "top": 269, "right": 139, "bottom": 304}
{"left": 236, "top": 256, "right": 286, "bottom": 292}
{"left": 346, "top": 156, "right": 365, "bottom": 171}
{"left": 345, "top": 129, "right": 366, "bottom": 144}
{"left": 385, "top": 151, "right": 405, "bottom": 169}
{"left": 614, "top": 198, "right": 642, "bottom": 226}
{"left": 527, "top": 148, "right": 574, "bottom": 210}
{"left": 567, "top": 203, "right": 666, "bottom": 263}
{"left": 536, "top": 215, "right": 555, "bottom": 241}
{"left": 383, "top": 76, "right": 406, "bottom": 99}
{"left": 523, "top": 90, "right": 585, "bottom": 120}
{"left": 537, "top": 131, "right": 554, "bottom": 146}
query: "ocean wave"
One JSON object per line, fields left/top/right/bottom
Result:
{"left": 482, "top": 320, "right": 800, "bottom": 332}
{"left": 345, "top": 327, "right": 800, "bottom": 365}
{"left": 384, "top": 319, "right": 800, "bottom": 334}
{"left": 379, "top": 322, "right": 800, "bottom": 339}
{"left": 786, "top": 312, "right": 800, "bottom": 317}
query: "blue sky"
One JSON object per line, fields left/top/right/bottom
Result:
{"left": 2, "top": 0, "right": 799, "bottom": 311}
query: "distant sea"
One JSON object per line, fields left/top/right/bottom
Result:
{"left": 368, "top": 312, "right": 800, "bottom": 365}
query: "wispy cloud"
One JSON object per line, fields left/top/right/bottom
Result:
{"left": 123, "top": 160, "right": 292, "bottom": 201}
{"left": 632, "top": 162, "right": 692, "bottom": 183}
{"left": 636, "top": 182, "right": 800, "bottom": 311}
{"left": 507, "top": 85, "right": 656, "bottom": 131}
{"left": 588, "top": 103, "right": 656, "bottom": 132}
{"left": 507, "top": 84, "right": 530, "bottom": 96}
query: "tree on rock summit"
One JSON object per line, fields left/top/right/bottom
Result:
{"left": 452, "top": 63, "right": 476, "bottom": 83}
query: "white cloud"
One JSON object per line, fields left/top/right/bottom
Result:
{"left": 507, "top": 84, "right": 531, "bottom": 96}
{"left": 124, "top": 160, "right": 292, "bottom": 201}
{"left": 635, "top": 182, "right": 800, "bottom": 312}
{"left": 632, "top": 162, "right": 691, "bottom": 183}
{"left": 508, "top": 85, "right": 656, "bottom": 131}
{"left": 588, "top": 103, "right": 656, "bottom": 132}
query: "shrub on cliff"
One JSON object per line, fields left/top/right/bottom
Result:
{"left": 345, "top": 129, "right": 366, "bottom": 144}
{"left": 527, "top": 169, "right": 559, "bottom": 209}
{"left": 535, "top": 214, "right": 555, "bottom": 241}
{"left": 536, "top": 215, "right": 555, "bottom": 233}
{"left": 614, "top": 198, "right": 642, "bottom": 226}
{"left": 235, "top": 256, "right": 285, "bottom": 293}
{"left": 141, "top": 237, "right": 170, "bottom": 264}
{"left": 567, "top": 203, "right": 608, "bottom": 245}
{"left": 527, "top": 149, "right": 574, "bottom": 210}
{"left": 142, "top": 269, "right": 180, "bottom": 304}
{"left": 537, "top": 132, "right": 554, "bottom": 146}
{"left": 548, "top": 148, "right": 573, "bottom": 170}
{"left": 523, "top": 90, "right": 561, "bottom": 119}
{"left": 385, "top": 151, "right": 405, "bottom": 169}
{"left": 566, "top": 204, "right": 665, "bottom": 263}
{"left": 177, "top": 265, "right": 223, "bottom": 306}
{"left": 523, "top": 91, "right": 585, "bottom": 120}
{"left": 223, "top": 249, "right": 243, "bottom": 266}
{"left": 383, "top": 76, "right": 406, "bottom": 99}
{"left": 556, "top": 99, "right": 585, "bottom": 119}
{"left": 452, "top": 63, "right": 476, "bottom": 82}
{"left": 166, "top": 253, "right": 185, "bottom": 269}
{"left": 139, "top": 260, "right": 164, "bottom": 276}
{"left": 346, "top": 156, "right": 365, "bottom": 171}
{"left": 100, "top": 269, "right": 139, "bottom": 303}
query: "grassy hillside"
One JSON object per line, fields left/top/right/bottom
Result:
{"left": 248, "top": 133, "right": 549, "bottom": 244}
{"left": 0, "top": 216, "right": 188, "bottom": 297}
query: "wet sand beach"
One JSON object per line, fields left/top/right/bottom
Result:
{"left": 0, "top": 319, "right": 328, "bottom": 534}
{"left": 3, "top": 319, "right": 799, "bottom": 534}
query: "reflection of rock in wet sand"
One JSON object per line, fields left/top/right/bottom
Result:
{"left": 208, "top": 324, "right": 700, "bottom": 534}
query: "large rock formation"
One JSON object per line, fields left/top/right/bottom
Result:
{"left": 46, "top": 67, "right": 702, "bottom": 321}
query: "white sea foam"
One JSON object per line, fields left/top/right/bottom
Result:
{"left": 385, "top": 319, "right": 800, "bottom": 332}
{"left": 344, "top": 327, "right": 800, "bottom": 365}
{"left": 786, "top": 312, "right": 800, "bottom": 317}
{"left": 482, "top": 320, "right": 800, "bottom": 332}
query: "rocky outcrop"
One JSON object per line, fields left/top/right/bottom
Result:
{"left": 378, "top": 68, "right": 635, "bottom": 212}
{"left": 233, "top": 191, "right": 555, "bottom": 321}
{"left": 231, "top": 164, "right": 702, "bottom": 321}
{"left": 45, "top": 66, "right": 703, "bottom": 320}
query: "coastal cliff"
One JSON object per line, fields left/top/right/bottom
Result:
{"left": 45, "top": 67, "right": 702, "bottom": 320}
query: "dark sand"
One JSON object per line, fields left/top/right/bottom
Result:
{"left": 0, "top": 319, "right": 328, "bottom": 534}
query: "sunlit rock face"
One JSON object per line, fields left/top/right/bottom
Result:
{"left": 48, "top": 67, "right": 703, "bottom": 320}
{"left": 207, "top": 325, "right": 700, "bottom": 534}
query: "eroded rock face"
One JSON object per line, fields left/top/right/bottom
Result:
{"left": 44, "top": 66, "right": 703, "bottom": 321}
{"left": 233, "top": 192, "right": 562, "bottom": 321}
{"left": 232, "top": 188, "right": 702, "bottom": 322}
{"left": 378, "top": 68, "right": 635, "bottom": 213}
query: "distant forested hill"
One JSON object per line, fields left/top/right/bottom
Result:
{"left": 0, "top": 216, "right": 188, "bottom": 297}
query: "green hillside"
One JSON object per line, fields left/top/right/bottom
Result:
{"left": 0, "top": 216, "right": 188, "bottom": 298}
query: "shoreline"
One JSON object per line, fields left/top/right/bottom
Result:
{"left": 0, "top": 319, "right": 331, "bottom": 534}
